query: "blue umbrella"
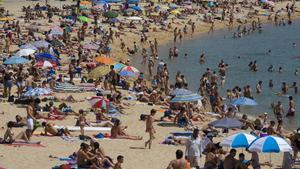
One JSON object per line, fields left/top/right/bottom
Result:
{"left": 35, "top": 53, "right": 59, "bottom": 63}
{"left": 131, "top": 6, "right": 142, "bottom": 11}
{"left": 209, "top": 118, "right": 243, "bottom": 129}
{"left": 33, "top": 40, "right": 50, "bottom": 48}
{"left": 127, "top": 0, "right": 140, "bottom": 4}
{"left": 169, "top": 3, "right": 178, "bottom": 9}
{"left": 170, "top": 88, "right": 193, "bottom": 96}
{"left": 113, "top": 63, "right": 126, "bottom": 71}
{"left": 220, "top": 132, "right": 257, "bottom": 148}
{"left": 248, "top": 136, "right": 292, "bottom": 153}
{"left": 106, "top": 0, "right": 122, "bottom": 3}
{"left": 20, "top": 44, "right": 38, "bottom": 50}
{"left": 232, "top": 97, "right": 258, "bottom": 106}
{"left": 4, "top": 56, "right": 30, "bottom": 65}
{"left": 170, "top": 93, "right": 203, "bottom": 103}
{"left": 109, "top": 18, "right": 120, "bottom": 23}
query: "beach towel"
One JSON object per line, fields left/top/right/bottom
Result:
{"left": 157, "top": 122, "right": 178, "bottom": 127}
{"left": 171, "top": 131, "right": 193, "bottom": 137}
{"left": 54, "top": 126, "right": 111, "bottom": 132}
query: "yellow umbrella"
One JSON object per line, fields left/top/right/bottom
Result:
{"left": 88, "top": 66, "right": 110, "bottom": 79}
{"left": 80, "top": 1, "right": 91, "bottom": 5}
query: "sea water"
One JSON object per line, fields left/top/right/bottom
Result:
{"left": 136, "top": 20, "right": 300, "bottom": 129}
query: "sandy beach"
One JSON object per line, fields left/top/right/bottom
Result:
{"left": 0, "top": 0, "right": 299, "bottom": 169}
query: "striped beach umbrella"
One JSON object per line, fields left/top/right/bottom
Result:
{"left": 54, "top": 82, "right": 83, "bottom": 93}
{"left": 119, "top": 66, "right": 139, "bottom": 77}
{"left": 170, "top": 93, "right": 203, "bottom": 103}
{"left": 248, "top": 136, "right": 292, "bottom": 153}
{"left": 113, "top": 63, "right": 126, "bottom": 71}
{"left": 220, "top": 132, "right": 257, "bottom": 148}
{"left": 87, "top": 96, "right": 109, "bottom": 109}
{"left": 24, "top": 88, "right": 53, "bottom": 97}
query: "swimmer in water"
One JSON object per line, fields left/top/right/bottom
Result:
{"left": 267, "top": 49, "right": 272, "bottom": 55}
{"left": 199, "top": 53, "right": 206, "bottom": 64}
{"left": 279, "top": 67, "right": 283, "bottom": 73}
{"left": 292, "top": 42, "right": 296, "bottom": 47}
{"left": 269, "top": 80, "right": 274, "bottom": 88}
{"left": 295, "top": 68, "right": 299, "bottom": 75}
{"left": 267, "top": 65, "right": 273, "bottom": 72}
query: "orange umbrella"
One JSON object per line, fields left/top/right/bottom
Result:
{"left": 80, "top": 1, "right": 91, "bottom": 5}
{"left": 95, "top": 56, "right": 113, "bottom": 65}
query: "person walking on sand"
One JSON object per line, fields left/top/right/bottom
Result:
{"left": 185, "top": 128, "right": 202, "bottom": 169}
{"left": 167, "top": 150, "right": 191, "bottom": 169}
{"left": 145, "top": 109, "right": 159, "bottom": 149}
{"left": 208, "top": 20, "right": 214, "bottom": 35}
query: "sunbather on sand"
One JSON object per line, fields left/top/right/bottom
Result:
{"left": 111, "top": 120, "right": 142, "bottom": 140}
{"left": 41, "top": 121, "right": 71, "bottom": 136}
{"left": 2, "top": 121, "right": 40, "bottom": 144}
{"left": 93, "top": 108, "right": 114, "bottom": 127}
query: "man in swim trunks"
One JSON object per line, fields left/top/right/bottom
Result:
{"left": 167, "top": 150, "right": 190, "bottom": 169}
{"left": 41, "top": 122, "right": 71, "bottom": 136}
{"left": 286, "top": 96, "right": 295, "bottom": 117}
{"left": 145, "top": 109, "right": 158, "bottom": 149}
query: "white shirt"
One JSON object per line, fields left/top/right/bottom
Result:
{"left": 185, "top": 136, "right": 202, "bottom": 157}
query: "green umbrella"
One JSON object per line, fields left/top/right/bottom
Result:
{"left": 77, "top": 16, "right": 92, "bottom": 22}
{"left": 103, "top": 11, "right": 118, "bottom": 18}
{"left": 88, "top": 66, "right": 110, "bottom": 79}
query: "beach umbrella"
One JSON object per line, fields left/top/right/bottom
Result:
{"left": 131, "top": 6, "right": 142, "bottom": 11}
{"left": 78, "top": 16, "right": 92, "bottom": 23}
{"left": 54, "top": 82, "right": 83, "bottom": 92}
{"left": 83, "top": 43, "right": 99, "bottom": 50}
{"left": 103, "top": 11, "right": 118, "bottom": 18}
{"left": 113, "top": 63, "right": 125, "bottom": 71}
{"left": 0, "top": 17, "right": 13, "bottom": 22}
{"left": 88, "top": 66, "right": 110, "bottom": 79}
{"left": 231, "top": 97, "right": 258, "bottom": 106}
{"left": 119, "top": 66, "right": 139, "bottom": 77}
{"left": 20, "top": 44, "right": 38, "bottom": 50}
{"left": 80, "top": 1, "right": 91, "bottom": 5}
{"left": 35, "top": 53, "right": 59, "bottom": 63}
{"left": 36, "top": 60, "right": 57, "bottom": 68}
{"left": 15, "top": 49, "right": 36, "bottom": 57}
{"left": 170, "top": 88, "right": 193, "bottom": 96}
{"left": 170, "top": 9, "right": 181, "bottom": 15}
{"left": 109, "top": 18, "right": 120, "bottom": 23}
{"left": 220, "top": 132, "right": 257, "bottom": 148}
{"left": 95, "top": 56, "right": 113, "bottom": 65}
{"left": 106, "top": 0, "right": 122, "bottom": 3}
{"left": 248, "top": 136, "right": 292, "bottom": 153}
{"left": 24, "top": 87, "right": 53, "bottom": 97}
{"left": 87, "top": 96, "right": 109, "bottom": 109}
{"left": 92, "top": 4, "right": 104, "bottom": 10}
{"left": 127, "top": 0, "right": 140, "bottom": 4}
{"left": 248, "top": 135, "right": 292, "bottom": 168}
{"left": 170, "top": 93, "right": 203, "bottom": 103}
{"left": 127, "top": 16, "right": 143, "bottom": 21}
{"left": 169, "top": 3, "right": 178, "bottom": 9}
{"left": 3, "top": 56, "right": 30, "bottom": 65}
{"left": 50, "top": 39, "right": 64, "bottom": 47}
{"left": 209, "top": 118, "right": 243, "bottom": 129}
{"left": 33, "top": 40, "right": 50, "bottom": 48}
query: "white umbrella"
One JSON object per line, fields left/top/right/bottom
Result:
{"left": 15, "top": 49, "right": 36, "bottom": 57}
{"left": 127, "top": 16, "right": 143, "bottom": 21}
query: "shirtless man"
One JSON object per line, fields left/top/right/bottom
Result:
{"left": 286, "top": 96, "right": 295, "bottom": 117}
{"left": 26, "top": 99, "right": 37, "bottom": 134}
{"left": 145, "top": 109, "right": 158, "bottom": 149}
{"left": 113, "top": 155, "right": 124, "bottom": 169}
{"left": 41, "top": 122, "right": 71, "bottom": 136}
{"left": 167, "top": 150, "right": 190, "bottom": 169}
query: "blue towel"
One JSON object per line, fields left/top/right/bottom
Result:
{"left": 171, "top": 131, "right": 193, "bottom": 137}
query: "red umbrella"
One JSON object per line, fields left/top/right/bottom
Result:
{"left": 87, "top": 96, "right": 109, "bottom": 108}
{"left": 36, "top": 60, "right": 57, "bottom": 68}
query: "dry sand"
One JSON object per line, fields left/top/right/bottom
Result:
{"left": 0, "top": 0, "right": 299, "bottom": 168}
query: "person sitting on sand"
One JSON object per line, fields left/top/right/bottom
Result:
{"left": 110, "top": 120, "right": 142, "bottom": 140}
{"left": 113, "top": 155, "right": 124, "bottom": 169}
{"left": 89, "top": 141, "right": 114, "bottom": 168}
{"left": 174, "top": 107, "right": 191, "bottom": 127}
{"left": 77, "top": 143, "right": 99, "bottom": 168}
{"left": 1, "top": 121, "right": 40, "bottom": 144}
{"left": 41, "top": 121, "right": 71, "bottom": 137}
{"left": 92, "top": 108, "right": 114, "bottom": 127}
{"left": 7, "top": 115, "right": 27, "bottom": 128}
{"left": 239, "top": 114, "right": 255, "bottom": 131}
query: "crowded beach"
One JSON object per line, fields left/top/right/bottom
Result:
{"left": 0, "top": 0, "right": 299, "bottom": 168}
